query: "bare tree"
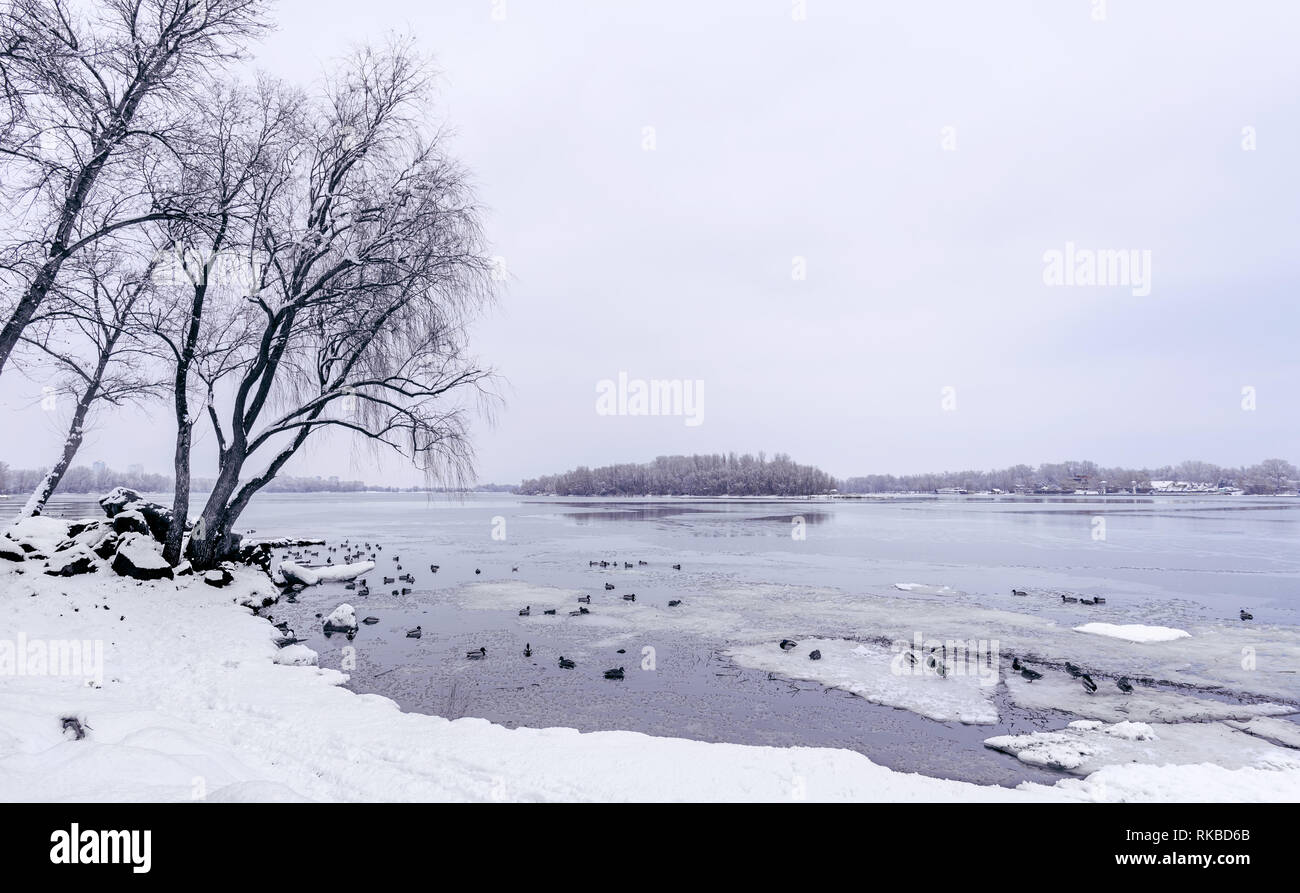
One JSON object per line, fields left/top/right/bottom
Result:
{"left": 157, "top": 42, "right": 497, "bottom": 568}
{"left": 140, "top": 77, "right": 302, "bottom": 563}
{"left": 15, "top": 246, "right": 161, "bottom": 515}
{"left": 0, "top": 0, "right": 269, "bottom": 376}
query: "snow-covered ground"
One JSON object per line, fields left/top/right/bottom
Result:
{"left": 3, "top": 515, "right": 1299, "bottom": 802}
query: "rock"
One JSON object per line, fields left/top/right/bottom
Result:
{"left": 132, "top": 502, "right": 173, "bottom": 541}
{"left": 110, "top": 533, "right": 173, "bottom": 581}
{"left": 90, "top": 531, "right": 119, "bottom": 560}
{"left": 808, "top": 649, "right": 822, "bottom": 661}
{"left": 322, "top": 603, "right": 358, "bottom": 633}
{"left": 111, "top": 510, "right": 151, "bottom": 536}
{"left": 98, "top": 487, "right": 141, "bottom": 517}
{"left": 273, "top": 644, "right": 319, "bottom": 667}
{"left": 0, "top": 539, "right": 23, "bottom": 562}
{"left": 44, "top": 546, "right": 97, "bottom": 577}
{"left": 174, "top": 560, "right": 193, "bottom": 576}
{"left": 203, "top": 568, "right": 234, "bottom": 588}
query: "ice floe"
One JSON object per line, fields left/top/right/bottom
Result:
{"left": 1074, "top": 622, "right": 1191, "bottom": 643}
{"left": 986, "top": 719, "right": 1300, "bottom": 775}
{"left": 727, "top": 638, "right": 998, "bottom": 723}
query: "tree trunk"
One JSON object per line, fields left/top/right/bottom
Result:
{"left": 19, "top": 356, "right": 108, "bottom": 516}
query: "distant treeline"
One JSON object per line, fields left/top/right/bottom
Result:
{"left": 0, "top": 462, "right": 368, "bottom": 497}
{"left": 518, "top": 455, "right": 1299, "bottom": 497}
{"left": 841, "top": 459, "right": 1297, "bottom": 495}
{"left": 518, "top": 453, "right": 837, "bottom": 496}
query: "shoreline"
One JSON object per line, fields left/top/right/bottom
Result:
{"left": 3, "top": 552, "right": 1299, "bottom": 801}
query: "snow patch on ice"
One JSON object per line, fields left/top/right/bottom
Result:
{"left": 727, "top": 638, "right": 998, "bottom": 724}
{"left": 1074, "top": 622, "right": 1191, "bottom": 643}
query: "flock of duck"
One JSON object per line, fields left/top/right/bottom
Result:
{"left": 287, "top": 544, "right": 1258, "bottom": 696}
{"left": 287, "top": 544, "right": 687, "bottom": 682}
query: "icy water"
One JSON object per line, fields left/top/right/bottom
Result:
{"left": 18, "top": 492, "right": 1300, "bottom": 786}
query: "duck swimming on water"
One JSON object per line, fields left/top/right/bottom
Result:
{"left": 466, "top": 647, "right": 487, "bottom": 660}
{"left": 558, "top": 656, "right": 575, "bottom": 669}
{"left": 406, "top": 626, "right": 422, "bottom": 639}
{"left": 518, "top": 606, "right": 530, "bottom": 616}
{"left": 1011, "top": 589, "right": 1027, "bottom": 597}
{"left": 1065, "top": 662, "right": 1083, "bottom": 678}
{"left": 779, "top": 639, "right": 798, "bottom": 651}
{"left": 523, "top": 643, "right": 532, "bottom": 657}
{"left": 1240, "top": 608, "right": 1253, "bottom": 621}
{"left": 603, "top": 667, "right": 625, "bottom": 680}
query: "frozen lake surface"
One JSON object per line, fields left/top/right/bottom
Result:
{"left": 19, "top": 492, "right": 1300, "bottom": 787}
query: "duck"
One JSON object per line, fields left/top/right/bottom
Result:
{"left": 558, "top": 656, "right": 575, "bottom": 669}
{"left": 523, "top": 643, "right": 532, "bottom": 657}
{"left": 1080, "top": 674, "right": 1097, "bottom": 694}
{"left": 624, "top": 562, "right": 633, "bottom": 569}
{"left": 512, "top": 566, "right": 519, "bottom": 572}
{"left": 808, "top": 649, "right": 822, "bottom": 661}
{"left": 362, "top": 616, "right": 380, "bottom": 625}
{"left": 603, "top": 667, "right": 625, "bottom": 680}
{"left": 604, "top": 583, "right": 615, "bottom": 591}
{"left": 1065, "top": 662, "right": 1083, "bottom": 678}
{"left": 1093, "top": 596, "right": 1106, "bottom": 604}
{"left": 1080, "top": 598, "right": 1096, "bottom": 606}
{"left": 672, "top": 564, "right": 682, "bottom": 570}
{"left": 543, "top": 608, "right": 556, "bottom": 615}
{"left": 578, "top": 595, "right": 591, "bottom": 604}
{"left": 518, "top": 606, "right": 530, "bottom": 616}
{"left": 1011, "top": 657, "right": 1023, "bottom": 671}
{"left": 1061, "top": 594, "right": 1079, "bottom": 603}
{"left": 1240, "top": 608, "right": 1253, "bottom": 621}
{"left": 383, "top": 576, "right": 395, "bottom": 584}
{"left": 667, "top": 599, "right": 682, "bottom": 607}
{"left": 1011, "top": 589, "right": 1028, "bottom": 597}
{"left": 622, "top": 593, "right": 636, "bottom": 601}
{"left": 475, "top": 569, "right": 481, "bottom": 575}
{"left": 466, "top": 647, "right": 487, "bottom": 660}
{"left": 1020, "top": 668, "right": 1043, "bottom": 682}
{"left": 638, "top": 560, "right": 648, "bottom": 566}
{"left": 405, "top": 626, "right": 422, "bottom": 639}
{"left": 779, "top": 639, "right": 798, "bottom": 651}
{"left": 430, "top": 564, "right": 439, "bottom": 572}
{"left": 1116, "top": 676, "right": 1134, "bottom": 694}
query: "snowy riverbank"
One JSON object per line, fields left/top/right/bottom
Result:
{"left": 0, "top": 563, "right": 1296, "bottom": 801}
{"left": 3, "top": 510, "right": 1300, "bottom": 801}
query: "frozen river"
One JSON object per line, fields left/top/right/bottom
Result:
{"left": 20, "top": 492, "right": 1300, "bottom": 786}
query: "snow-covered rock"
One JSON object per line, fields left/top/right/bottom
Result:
{"left": 273, "top": 644, "right": 319, "bottom": 667}
{"left": 279, "top": 560, "right": 374, "bottom": 587}
{"left": 43, "top": 545, "right": 98, "bottom": 577}
{"left": 203, "top": 568, "right": 234, "bottom": 588}
{"left": 322, "top": 603, "right": 358, "bottom": 633}
{"left": 111, "top": 533, "right": 173, "bottom": 581}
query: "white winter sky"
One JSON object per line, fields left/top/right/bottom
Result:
{"left": 2, "top": 0, "right": 1298, "bottom": 486}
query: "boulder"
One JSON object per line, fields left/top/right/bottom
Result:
{"left": 111, "top": 510, "right": 151, "bottom": 536}
{"left": 44, "top": 546, "right": 98, "bottom": 577}
{"left": 0, "top": 539, "right": 23, "bottom": 562}
{"left": 111, "top": 533, "right": 173, "bottom": 581}
{"left": 203, "top": 567, "right": 234, "bottom": 588}
{"left": 98, "top": 487, "right": 141, "bottom": 517}
{"left": 322, "top": 603, "right": 358, "bottom": 633}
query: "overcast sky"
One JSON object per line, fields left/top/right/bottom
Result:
{"left": 3, "top": 0, "right": 1298, "bottom": 486}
